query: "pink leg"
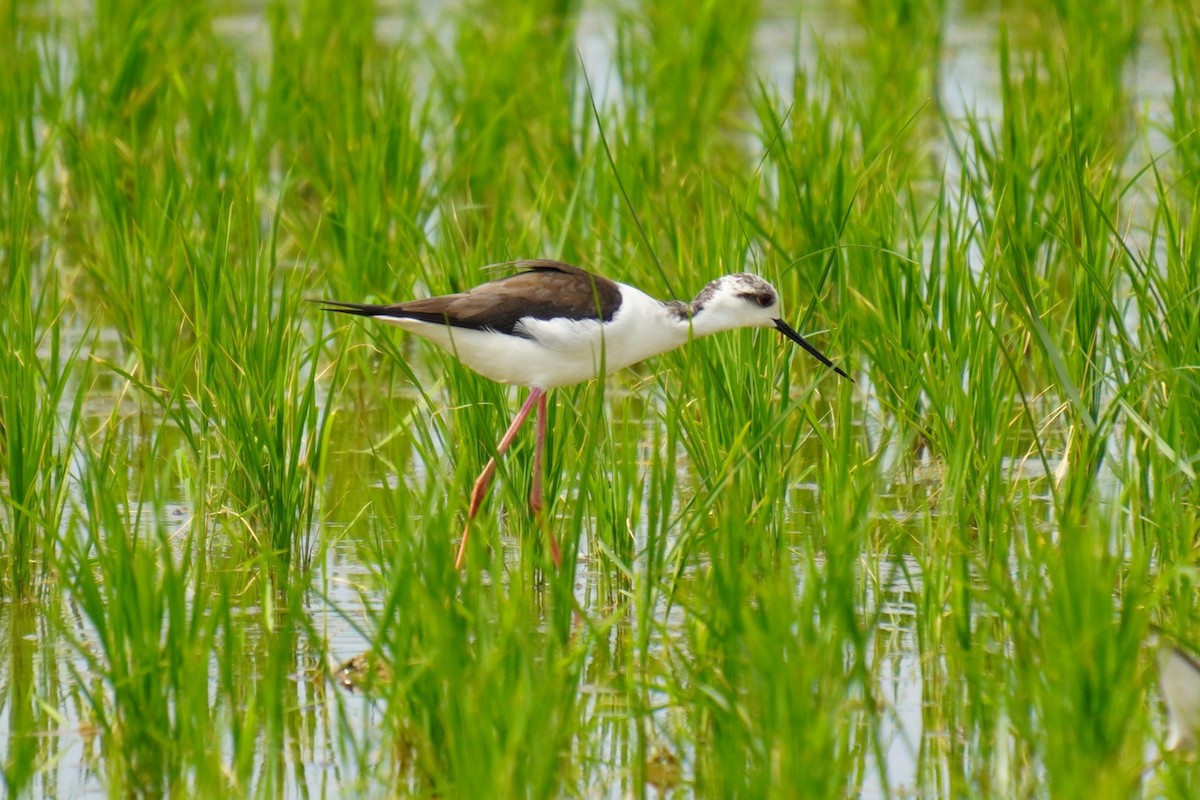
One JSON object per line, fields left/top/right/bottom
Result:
{"left": 455, "top": 388, "right": 544, "bottom": 570}
{"left": 530, "top": 392, "right": 561, "bottom": 569}
{"left": 530, "top": 391, "right": 547, "bottom": 515}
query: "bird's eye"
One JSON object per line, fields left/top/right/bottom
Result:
{"left": 755, "top": 292, "right": 774, "bottom": 307}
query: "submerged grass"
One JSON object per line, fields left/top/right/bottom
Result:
{"left": 0, "top": 0, "right": 1199, "bottom": 796}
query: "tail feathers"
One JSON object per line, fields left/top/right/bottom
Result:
{"left": 310, "top": 299, "right": 395, "bottom": 318}
{"left": 311, "top": 299, "right": 452, "bottom": 326}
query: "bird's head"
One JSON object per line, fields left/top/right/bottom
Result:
{"left": 691, "top": 273, "right": 850, "bottom": 380}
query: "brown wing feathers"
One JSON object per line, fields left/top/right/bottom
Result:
{"left": 317, "top": 261, "right": 623, "bottom": 338}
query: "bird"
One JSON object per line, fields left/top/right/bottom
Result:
{"left": 318, "top": 259, "right": 849, "bottom": 570}
{"left": 1153, "top": 631, "right": 1200, "bottom": 753}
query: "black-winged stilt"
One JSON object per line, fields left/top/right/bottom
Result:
{"left": 319, "top": 259, "right": 849, "bottom": 569}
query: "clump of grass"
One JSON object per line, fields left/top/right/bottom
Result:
{"left": 0, "top": 244, "right": 88, "bottom": 601}
{"left": 332, "top": 466, "right": 583, "bottom": 795}
{"left": 672, "top": 393, "right": 879, "bottom": 797}
{"left": 0, "top": 6, "right": 84, "bottom": 603}
{"left": 267, "top": 0, "right": 434, "bottom": 301}
{"left": 62, "top": 408, "right": 231, "bottom": 796}
{"left": 1007, "top": 518, "right": 1149, "bottom": 800}
{"left": 188, "top": 199, "right": 337, "bottom": 575}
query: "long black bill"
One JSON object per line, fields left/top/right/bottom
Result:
{"left": 774, "top": 319, "right": 851, "bottom": 381}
